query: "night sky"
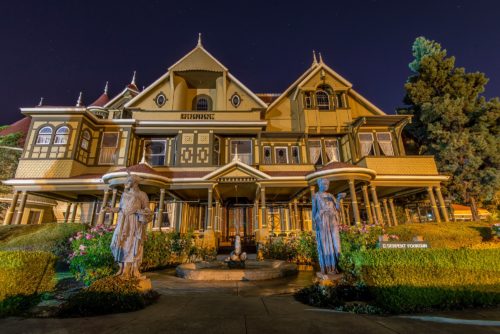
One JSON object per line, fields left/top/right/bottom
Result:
{"left": 1, "top": 0, "right": 499, "bottom": 124}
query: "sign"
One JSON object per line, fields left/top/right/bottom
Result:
{"left": 180, "top": 113, "right": 215, "bottom": 120}
{"left": 378, "top": 242, "right": 429, "bottom": 249}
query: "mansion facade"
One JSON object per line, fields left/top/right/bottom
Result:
{"left": 2, "top": 37, "right": 450, "bottom": 248}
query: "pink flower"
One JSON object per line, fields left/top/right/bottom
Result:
{"left": 85, "top": 233, "right": 93, "bottom": 240}
{"left": 79, "top": 244, "right": 86, "bottom": 251}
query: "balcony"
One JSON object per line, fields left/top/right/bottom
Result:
{"left": 356, "top": 156, "right": 439, "bottom": 175}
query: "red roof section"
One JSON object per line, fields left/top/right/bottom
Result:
{"left": 89, "top": 93, "right": 110, "bottom": 107}
{"left": 0, "top": 117, "right": 31, "bottom": 147}
{"left": 256, "top": 93, "right": 280, "bottom": 104}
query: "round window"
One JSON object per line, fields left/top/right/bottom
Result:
{"left": 230, "top": 93, "right": 241, "bottom": 108}
{"left": 155, "top": 92, "right": 166, "bottom": 107}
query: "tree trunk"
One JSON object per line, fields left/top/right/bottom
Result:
{"left": 470, "top": 196, "right": 480, "bottom": 222}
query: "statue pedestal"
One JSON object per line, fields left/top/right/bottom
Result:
{"left": 137, "top": 278, "right": 152, "bottom": 292}
{"left": 315, "top": 272, "right": 343, "bottom": 285}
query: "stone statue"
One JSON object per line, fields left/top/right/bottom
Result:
{"left": 105, "top": 172, "right": 153, "bottom": 279}
{"left": 225, "top": 235, "right": 247, "bottom": 269}
{"left": 311, "top": 178, "right": 346, "bottom": 276}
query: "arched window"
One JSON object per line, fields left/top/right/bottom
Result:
{"left": 54, "top": 126, "right": 70, "bottom": 145}
{"left": 192, "top": 95, "right": 212, "bottom": 111}
{"left": 36, "top": 126, "right": 52, "bottom": 145}
{"left": 81, "top": 130, "right": 91, "bottom": 150}
{"left": 316, "top": 90, "right": 330, "bottom": 110}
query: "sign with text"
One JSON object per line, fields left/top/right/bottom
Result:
{"left": 378, "top": 242, "right": 429, "bottom": 249}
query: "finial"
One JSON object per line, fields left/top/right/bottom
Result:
{"left": 319, "top": 52, "right": 324, "bottom": 64}
{"left": 131, "top": 71, "right": 136, "bottom": 85}
{"left": 312, "top": 50, "right": 318, "bottom": 66}
{"left": 197, "top": 32, "right": 202, "bottom": 47}
{"left": 104, "top": 81, "right": 109, "bottom": 95}
{"left": 76, "top": 92, "right": 83, "bottom": 107}
{"left": 37, "top": 97, "right": 44, "bottom": 107}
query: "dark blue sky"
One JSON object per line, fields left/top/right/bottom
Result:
{"left": 0, "top": 0, "right": 498, "bottom": 124}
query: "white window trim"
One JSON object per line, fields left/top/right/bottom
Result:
{"left": 263, "top": 146, "right": 272, "bottom": 164}
{"left": 324, "top": 139, "right": 340, "bottom": 162}
{"left": 145, "top": 139, "right": 167, "bottom": 166}
{"left": 230, "top": 139, "right": 253, "bottom": 165}
{"left": 99, "top": 132, "right": 120, "bottom": 165}
{"left": 308, "top": 140, "right": 323, "bottom": 165}
{"left": 316, "top": 90, "right": 330, "bottom": 110}
{"left": 81, "top": 130, "right": 91, "bottom": 151}
{"left": 376, "top": 132, "right": 395, "bottom": 156}
{"left": 35, "top": 126, "right": 53, "bottom": 145}
{"left": 291, "top": 145, "right": 300, "bottom": 164}
{"left": 358, "top": 133, "right": 374, "bottom": 157}
{"left": 54, "top": 126, "right": 70, "bottom": 145}
{"left": 274, "top": 146, "right": 289, "bottom": 164}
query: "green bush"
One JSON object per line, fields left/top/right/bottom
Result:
{"left": 59, "top": 276, "right": 159, "bottom": 317}
{"left": 0, "top": 251, "right": 57, "bottom": 316}
{"left": 0, "top": 223, "right": 87, "bottom": 257}
{"left": 352, "top": 248, "right": 500, "bottom": 313}
{"left": 262, "top": 231, "right": 318, "bottom": 264}
{"left": 385, "top": 222, "right": 494, "bottom": 249}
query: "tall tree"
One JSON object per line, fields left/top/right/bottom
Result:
{"left": 399, "top": 37, "right": 500, "bottom": 220}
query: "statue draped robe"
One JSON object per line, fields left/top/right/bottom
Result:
{"left": 110, "top": 190, "right": 150, "bottom": 267}
{"left": 312, "top": 191, "right": 341, "bottom": 274}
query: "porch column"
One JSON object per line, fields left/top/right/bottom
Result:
{"left": 339, "top": 198, "right": 347, "bottom": 225}
{"left": 405, "top": 207, "right": 411, "bottom": 224}
{"left": 13, "top": 191, "right": 28, "bottom": 225}
{"left": 156, "top": 189, "right": 166, "bottom": 228}
{"left": 89, "top": 200, "right": 98, "bottom": 225}
{"left": 370, "top": 185, "right": 384, "bottom": 225}
{"left": 434, "top": 186, "right": 449, "bottom": 222}
{"left": 382, "top": 198, "right": 392, "bottom": 226}
{"left": 70, "top": 203, "right": 79, "bottom": 223}
{"left": 97, "top": 189, "right": 110, "bottom": 225}
{"left": 348, "top": 180, "right": 361, "bottom": 225}
{"left": 293, "top": 199, "right": 300, "bottom": 231}
{"left": 388, "top": 198, "right": 398, "bottom": 226}
{"left": 288, "top": 202, "right": 294, "bottom": 232}
{"left": 109, "top": 188, "right": 118, "bottom": 225}
{"left": 260, "top": 187, "right": 266, "bottom": 228}
{"left": 3, "top": 190, "right": 19, "bottom": 225}
{"left": 253, "top": 198, "right": 259, "bottom": 230}
{"left": 427, "top": 186, "right": 441, "bottom": 223}
{"left": 207, "top": 188, "right": 213, "bottom": 229}
{"left": 64, "top": 202, "right": 72, "bottom": 223}
{"left": 361, "top": 185, "right": 374, "bottom": 224}
{"left": 370, "top": 202, "right": 379, "bottom": 224}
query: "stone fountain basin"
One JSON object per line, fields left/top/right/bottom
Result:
{"left": 176, "top": 260, "right": 298, "bottom": 281}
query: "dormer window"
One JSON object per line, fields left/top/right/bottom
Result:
{"left": 81, "top": 130, "right": 91, "bottom": 150}
{"left": 193, "top": 95, "right": 212, "bottom": 111}
{"left": 36, "top": 126, "right": 52, "bottom": 145}
{"left": 54, "top": 126, "right": 70, "bottom": 145}
{"left": 315, "top": 91, "right": 329, "bottom": 110}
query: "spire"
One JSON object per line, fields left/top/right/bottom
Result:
{"left": 318, "top": 52, "right": 324, "bottom": 64}
{"left": 104, "top": 81, "right": 109, "bottom": 95}
{"left": 37, "top": 97, "right": 44, "bottom": 107}
{"left": 76, "top": 92, "right": 83, "bottom": 107}
{"left": 131, "top": 71, "right": 136, "bottom": 86}
{"left": 197, "top": 32, "right": 202, "bottom": 47}
{"left": 312, "top": 50, "right": 318, "bottom": 66}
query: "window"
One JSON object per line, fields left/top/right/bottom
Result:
{"left": 54, "top": 126, "right": 70, "bottom": 145}
{"left": 291, "top": 146, "right": 300, "bottom": 164}
{"left": 213, "top": 136, "right": 220, "bottom": 165}
{"left": 36, "top": 126, "right": 52, "bottom": 145}
{"left": 316, "top": 91, "right": 329, "bottom": 110}
{"left": 81, "top": 130, "right": 91, "bottom": 150}
{"left": 230, "top": 93, "right": 241, "bottom": 108}
{"left": 304, "top": 92, "right": 312, "bottom": 109}
{"left": 358, "top": 133, "right": 374, "bottom": 157}
{"left": 154, "top": 92, "right": 167, "bottom": 107}
{"left": 192, "top": 94, "right": 212, "bottom": 111}
{"left": 263, "top": 146, "right": 272, "bottom": 164}
{"left": 335, "top": 93, "right": 346, "bottom": 108}
{"left": 230, "top": 140, "right": 252, "bottom": 165}
{"left": 325, "top": 139, "right": 340, "bottom": 162}
{"left": 99, "top": 132, "right": 119, "bottom": 164}
{"left": 308, "top": 140, "right": 323, "bottom": 165}
{"left": 376, "top": 132, "right": 394, "bottom": 156}
{"left": 145, "top": 140, "right": 166, "bottom": 166}
{"left": 275, "top": 147, "right": 288, "bottom": 164}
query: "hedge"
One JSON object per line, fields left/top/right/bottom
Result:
{"left": 352, "top": 248, "right": 500, "bottom": 313}
{"left": 0, "top": 251, "right": 57, "bottom": 316}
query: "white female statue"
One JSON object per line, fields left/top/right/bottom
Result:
{"left": 106, "top": 172, "right": 153, "bottom": 279}
{"left": 312, "top": 178, "right": 346, "bottom": 275}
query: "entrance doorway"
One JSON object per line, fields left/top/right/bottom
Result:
{"left": 219, "top": 204, "right": 256, "bottom": 253}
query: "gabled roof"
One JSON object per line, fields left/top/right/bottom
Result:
{"left": 203, "top": 159, "right": 271, "bottom": 181}
{"left": 104, "top": 86, "right": 139, "bottom": 109}
{"left": 89, "top": 92, "right": 110, "bottom": 107}
{"left": 168, "top": 42, "right": 228, "bottom": 72}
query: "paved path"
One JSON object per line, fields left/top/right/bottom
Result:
{"left": 1, "top": 269, "right": 499, "bottom": 334}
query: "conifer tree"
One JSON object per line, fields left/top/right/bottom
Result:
{"left": 399, "top": 37, "right": 500, "bottom": 220}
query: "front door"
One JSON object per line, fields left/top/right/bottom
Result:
{"left": 219, "top": 205, "right": 255, "bottom": 252}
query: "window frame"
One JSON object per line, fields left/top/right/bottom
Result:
{"left": 308, "top": 140, "right": 323, "bottom": 165}
{"left": 324, "top": 139, "right": 340, "bottom": 162}
{"left": 144, "top": 139, "right": 167, "bottom": 166}
{"left": 80, "top": 130, "right": 91, "bottom": 151}
{"left": 315, "top": 90, "right": 330, "bottom": 110}
{"left": 358, "top": 133, "right": 375, "bottom": 157}
{"left": 53, "top": 126, "right": 70, "bottom": 145}
{"left": 230, "top": 139, "right": 253, "bottom": 165}
{"left": 376, "top": 132, "right": 395, "bottom": 156}
{"left": 291, "top": 145, "right": 300, "bottom": 164}
{"left": 35, "top": 126, "right": 53, "bottom": 145}
{"left": 263, "top": 146, "right": 272, "bottom": 164}
{"left": 99, "top": 132, "right": 120, "bottom": 165}
{"left": 274, "top": 146, "right": 289, "bottom": 164}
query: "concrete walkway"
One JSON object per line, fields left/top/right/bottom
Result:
{"left": 1, "top": 269, "right": 499, "bottom": 334}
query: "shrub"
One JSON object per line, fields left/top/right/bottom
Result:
{"left": 262, "top": 231, "right": 317, "bottom": 264}
{"left": 352, "top": 248, "right": 500, "bottom": 313}
{"left": 0, "top": 251, "right": 57, "bottom": 316}
{"left": 59, "top": 276, "right": 159, "bottom": 317}
{"left": 0, "top": 223, "right": 86, "bottom": 257}
{"left": 385, "top": 222, "right": 494, "bottom": 249}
